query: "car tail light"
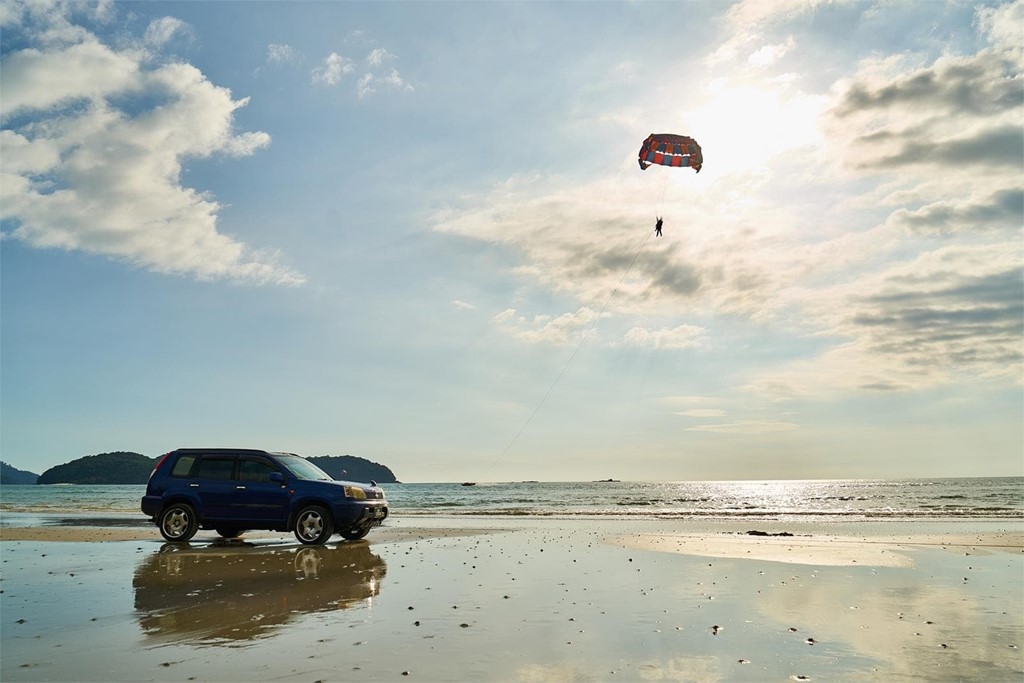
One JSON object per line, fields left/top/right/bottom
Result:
{"left": 149, "top": 452, "right": 172, "bottom": 480}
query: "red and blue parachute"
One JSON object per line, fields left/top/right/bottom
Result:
{"left": 638, "top": 133, "right": 702, "bottom": 173}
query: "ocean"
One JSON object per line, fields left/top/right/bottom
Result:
{"left": 1, "top": 477, "right": 1021, "bottom": 521}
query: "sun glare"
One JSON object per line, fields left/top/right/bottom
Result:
{"left": 688, "top": 80, "right": 825, "bottom": 176}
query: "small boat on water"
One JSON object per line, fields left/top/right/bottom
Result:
{"left": 461, "top": 482, "right": 477, "bottom": 487}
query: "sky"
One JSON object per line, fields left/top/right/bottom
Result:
{"left": 1, "top": 0, "right": 1021, "bottom": 483}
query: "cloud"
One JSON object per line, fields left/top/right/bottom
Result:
{"left": 366, "top": 47, "right": 392, "bottom": 67}
{"left": 311, "top": 52, "right": 355, "bottom": 85}
{"left": 144, "top": 16, "right": 189, "bottom": 47}
{"left": 0, "top": 7, "right": 303, "bottom": 285}
{"left": 748, "top": 36, "right": 795, "bottom": 68}
{"left": 745, "top": 244, "right": 1023, "bottom": 399}
{"left": 676, "top": 409, "right": 727, "bottom": 417}
{"left": 0, "top": 39, "right": 142, "bottom": 115}
{"left": 707, "top": 0, "right": 845, "bottom": 67}
{"left": 885, "top": 189, "right": 1023, "bottom": 234}
{"left": 357, "top": 67, "right": 413, "bottom": 98}
{"left": 846, "top": 256, "right": 1023, "bottom": 378}
{"left": 492, "top": 307, "right": 605, "bottom": 346}
{"left": 859, "top": 125, "right": 1023, "bottom": 170}
{"left": 620, "top": 324, "right": 707, "bottom": 350}
{"left": 826, "top": 6, "right": 1023, "bottom": 176}
{"left": 452, "top": 299, "right": 475, "bottom": 310}
{"left": 685, "top": 420, "right": 798, "bottom": 434}
{"left": 311, "top": 46, "right": 413, "bottom": 98}
{"left": 266, "top": 43, "right": 300, "bottom": 65}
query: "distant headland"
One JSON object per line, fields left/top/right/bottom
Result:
{"left": 1, "top": 451, "right": 400, "bottom": 485}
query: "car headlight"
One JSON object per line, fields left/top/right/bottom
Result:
{"left": 342, "top": 486, "right": 367, "bottom": 500}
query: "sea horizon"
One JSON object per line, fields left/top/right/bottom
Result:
{"left": 3, "top": 476, "right": 1021, "bottom": 521}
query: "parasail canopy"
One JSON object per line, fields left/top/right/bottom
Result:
{"left": 638, "top": 133, "right": 702, "bottom": 173}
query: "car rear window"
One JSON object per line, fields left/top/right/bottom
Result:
{"left": 170, "top": 455, "right": 196, "bottom": 478}
{"left": 195, "top": 457, "right": 234, "bottom": 481}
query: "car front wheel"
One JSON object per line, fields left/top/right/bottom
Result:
{"left": 294, "top": 505, "right": 334, "bottom": 545}
{"left": 159, "top": 503, "right": 198, "bottom": 542}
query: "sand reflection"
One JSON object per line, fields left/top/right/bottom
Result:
{"left": 133, "top": 540, "right": 386, "bottom": 645}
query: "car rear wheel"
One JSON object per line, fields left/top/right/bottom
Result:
{"left": 340, "top": 524, "right": 372, "bottom": 540}
{"left": 159, "top": 503, "right": 198, "bottom": 542}
{"left": 294, "top": 505, "right": 334, "bottom": 545}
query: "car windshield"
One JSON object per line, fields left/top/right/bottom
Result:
{"left": 275, "top": 455, "right": 333, "bottom": 481}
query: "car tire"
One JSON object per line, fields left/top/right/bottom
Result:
{"left": 159, "top": 503, "right": 198, "bottom": 542}
{"left": 215, "top": 528, "right": 243, "bottom": 538}
{"left": 293, "top": 505, "right": 334, "bottom": 545}
{"left": 340, "top": 524, "right": 372, "bottom": 540}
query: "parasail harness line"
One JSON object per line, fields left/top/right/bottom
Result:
{"left": 478, "top": 225, "right": 657, "bottom": 481}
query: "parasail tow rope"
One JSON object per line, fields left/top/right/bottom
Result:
{"left": 479, "top": 225, "right": 656, "bottom": 480}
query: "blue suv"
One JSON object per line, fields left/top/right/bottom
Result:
{"left": 141, "top": 448, "right": 388, "bottom": 544}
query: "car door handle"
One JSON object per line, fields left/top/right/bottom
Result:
{"left": 189, "top": 483, "right": 199, "bottom": 488}
{"left": 236, "top": 485, "right": 246, "bottom": 490}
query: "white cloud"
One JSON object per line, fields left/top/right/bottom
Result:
{"left": 312, "top": 46, "right": 412, "bottom": 97}
{"left": 144, "top": 16, "right": 189, "bottom": 47}
{"left": 357, "top": 67, "right": 412, "bottom": 98}
{"left": 676, "top": 409, "right": 727, "bottom": 417}
{"left": 685, "top": 420, "right": 799, "bottom": 434}
{"left": 1, "top": 9, "right": 303, "bottom": 285}
{"left": 266, "top": 43, "right": 300, "bottom": 65}
{"left": 311, "top": 52, "right": 355, "bottom": 85}
{"left": 452, "top": 299, "right": 475, "bottom": 310}
{"left": 366, "top": 47, "right": 392, "bottom": 67}
{"left": 620, "top": 324, "right": 707, "bottom": 350}
{"left": 492, "top": 307, "right": 605, "bottom": 346}
{"left": 357, "top": 72, "right": 375, "bottom": 98}
{"left": 748, "top": 36, "right": 795, "bottom": 67}
{"left": 0, "top": 38, "right": 142, "bottom": 115}
{"left": 745, "top": 243, "right": 1023, "bottom": 399}
{"left": 707, "top": 0, "right": 847, "bottom": 67}
{"left": 379, "top": 67, "right": 413, "bottom": 93}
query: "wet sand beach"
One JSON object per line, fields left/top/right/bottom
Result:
{"left": 2, "top": 515, "right": 1022, "bottom": 682}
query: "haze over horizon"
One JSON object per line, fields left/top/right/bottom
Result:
{"left": 2, "top": 0, "right": 1022, "bottom": 483}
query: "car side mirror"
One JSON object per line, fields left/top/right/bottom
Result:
{"left": 269, "top": 472, "right": 285, "bottom": 484}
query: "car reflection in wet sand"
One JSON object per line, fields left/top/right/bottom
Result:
{"left": 133, "top": 540, "right": 387, "bottom": 644}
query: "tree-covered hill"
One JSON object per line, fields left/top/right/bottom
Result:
{"left": 31, "top": 451, "right": 400, "bottom": 485}
{"left": 310, "top": 455, "right": 400, "bottom": 483}
{"left": 37, "top": 452, "right": 157, "bottom": 485}
{"left": 1, "top": 461, "right": 40, "bottom": 485}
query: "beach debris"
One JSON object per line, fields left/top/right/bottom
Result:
{"left": 711, "top": 625, "right": 721, "bottom": 635}
{"left": 791, "top": 676, "right": 811, "bottom": 681}
{"left": 746, "top": 530, "right": 794, "bottom": 537}
{"left": 459, "top": 623, "right": 470, "bottom": 628}
{"left": 401, "top": 671, "right": 410, "bottom": 676}
{"left": 788, "top": 627, "right": 798, "bottom": 632}
{"left": 805, "top": 638, "right": 816, "bottom": 645}
{"left": 16, "top": 619, "right": 27, "bottom": 624}
{"left": 738, "top": 659, "right": 750, "bottom": 664}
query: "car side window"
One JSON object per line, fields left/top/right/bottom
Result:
{"left": 238, "top": 459, "right": 278, "bottom": 483}
{"left": 195, "top": 457, "right": 235, "bottom": 481}
{"left": 170, "top": 455, "right": 196, "bottom": 478}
